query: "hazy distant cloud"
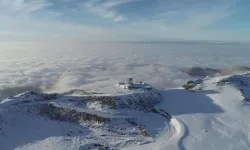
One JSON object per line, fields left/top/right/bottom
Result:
{"left": 0, "top": 0, "right": 51, "bottom": 15}
{"left": 101, "top": 0, "right": 140, "bottom": 8}
{"left": 46, "top": 11, "right": 62, "bottom": 17}
{"left": 179, "top": 1, "right": 236, "bottom": 29}
{"left": 83, "top": 0, "right": 139, "bottom": 22}
{"left": 115, "top": 0, "right": 240, "bottom": 41}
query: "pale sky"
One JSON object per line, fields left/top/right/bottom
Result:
{"left": 0, "top": 0, "right": 249, "bottom": 42}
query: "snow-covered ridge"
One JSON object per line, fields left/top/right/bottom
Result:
{"left": 0, "top": 85, "right": 167, "bottom": 150}
{"left": 84, "top": 89, "right": 162, "bottom": 111}
{"left": 1, "top": 73, "right": 250, "bottom": 150}
{"left": 215, "top": 72, "right": 250, "bottom": 86}
{"left": 183, "top": 72, "right": 250, "bottom": 102}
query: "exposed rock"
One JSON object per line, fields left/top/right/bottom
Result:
{"left": 127, "top": 118, "right": 151, "bottom": 137}
{"left": 0, "top": 84, "right": 165, "bottom": 148}
{"left": 79, "top": 143, "right": 114, "bottom": 150}
{"left": 215, "top": 73, "right": 250, "bottom": 102}
{"left": 181, "top": 65, "right": 250, "bottom": 78}
{"left": 16, "top": 91, "right": 59, "bottom": 101}
{"left": 181, "top": 67, "right": 219, "bottom": 77}
{"left": 39, "top": 103, "right": 109, "bottom": 124}
{"left": 216, "top": 75, "right": 249, "bottom": 87}
{"left": 62, "top": 89, "right": 104, "bottom": 95}
{"left": 182, "top": 79, "right": 203, "bottom": 91}
{"left": 85, "top": 89, "right": 162, "bottom": 111}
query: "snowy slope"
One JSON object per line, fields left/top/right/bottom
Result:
{"left": 1, "top": 73, "right": 250, "bottom": 150}
{"left": 0, "top": 88, "right": 167, "bottom": 150}
{"left": 128, "top": 72, "right": 250, "bottom": 150}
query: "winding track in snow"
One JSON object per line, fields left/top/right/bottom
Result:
{"left": 157, "top": 115, "right": 187, "bottom": 150}
{"left": 125, "top": 109, "right": 187, "bottom": 150}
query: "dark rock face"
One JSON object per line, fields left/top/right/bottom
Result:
{"left": 1, "top": 88, "right": 164, "bottom": 140}
{"left": 216, "top": 75, "right": 250, "bottom": 87}
{"left": 181, "top": 65, "right": 250, "bottom": 78}
{"left": 216, "top": 74, "right": 250, "bottom": 102}
{"left": 39, "top": 103, "right": 109, "bottom": 124}
{"left": 85, "top": 89, "right": 162, "bottom": 111}
{"left": 62, "top": 89, "right": 104, "bottom": 95}
{"left": 38, "top": 103, "right": 154, "bottom": 137}
{"left": 182, "top": 67, "right": 219, "bottom": 77}
{"left": 0, "top": 86, "right": 42, "bottom": 99}
{"left": 17, "top": 91, "right": 59, "bottom": 101}
{"left": 79, "top": 143, "right": 115, "bottom": 150}
{"left": 182, "top": 79, "right": 203, "bottom": 90}
{"left": 126, "top": 118, "right": 151, "bottom": 137}
{"left": 85, "top": 96, "right": 116, "bottom": 107}
{"left": 183, "top": 81, "right": 197, "bottom": 90}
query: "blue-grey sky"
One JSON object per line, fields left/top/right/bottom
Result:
{"left": 0, "top": 0, "right": 249, "bottom": 42}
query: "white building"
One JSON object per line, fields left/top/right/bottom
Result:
{"left": 117, "top": 78, "right": 152, "bottom": 90}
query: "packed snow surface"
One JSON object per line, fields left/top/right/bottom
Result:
{"left": 1, "top": 73, "right": 250, "bottom": 150}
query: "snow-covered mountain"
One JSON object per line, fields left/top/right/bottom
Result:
{"left": 1, "top": 73, "right": 250, "bottom": 150}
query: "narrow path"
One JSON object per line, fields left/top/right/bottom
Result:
{"left": 124, "top": 108, "right": 186, "bottom": 150}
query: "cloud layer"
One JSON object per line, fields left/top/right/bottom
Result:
{"left": 0, "top": 42, "right": 249, "bottom": 98}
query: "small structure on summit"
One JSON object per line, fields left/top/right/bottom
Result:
{"left": 95, "top": 78, "right": 155, "bottom": 94}
{"left": 116, "top": 78, "right": 152, "bottom": 90}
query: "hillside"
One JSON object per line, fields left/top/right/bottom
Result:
{"left": 1, "top": 73, "right": 250, "bottom": 150}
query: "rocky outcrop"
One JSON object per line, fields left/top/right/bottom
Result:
{"left": 10, "top": 89, "right": 162, "bottom": 112}
{"left": 38, "top": 103, "right": 153, "bottom": 137}
{"left": 181, "top": 67, "right": 219, "bottom": 77}
{"left": 85, "top": 89, "right": 162, "bottom": 111}
{"left": 215, "top": 73, "right": 250, "bottom": 102}
{"left": 181, "top": 65, "right": 250, "bottom": 78}
{"left": 216, "top": 74, "right": 250, "bottom": 87}
{"left": 182, "top": 79, "right": 203, "bottom": 90}
{"left": 0, "top": 86, "right": 163, "bottom": 144}
{"left": 39, "top": 103, "right": 109, "bottom": 124}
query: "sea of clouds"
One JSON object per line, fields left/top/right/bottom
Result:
{"left": 0, "top": 42, "right": 249, "bottom": 98}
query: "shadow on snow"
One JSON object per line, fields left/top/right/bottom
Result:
{"left": 159, "top": 89, "right": 224, "bottom": 116}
